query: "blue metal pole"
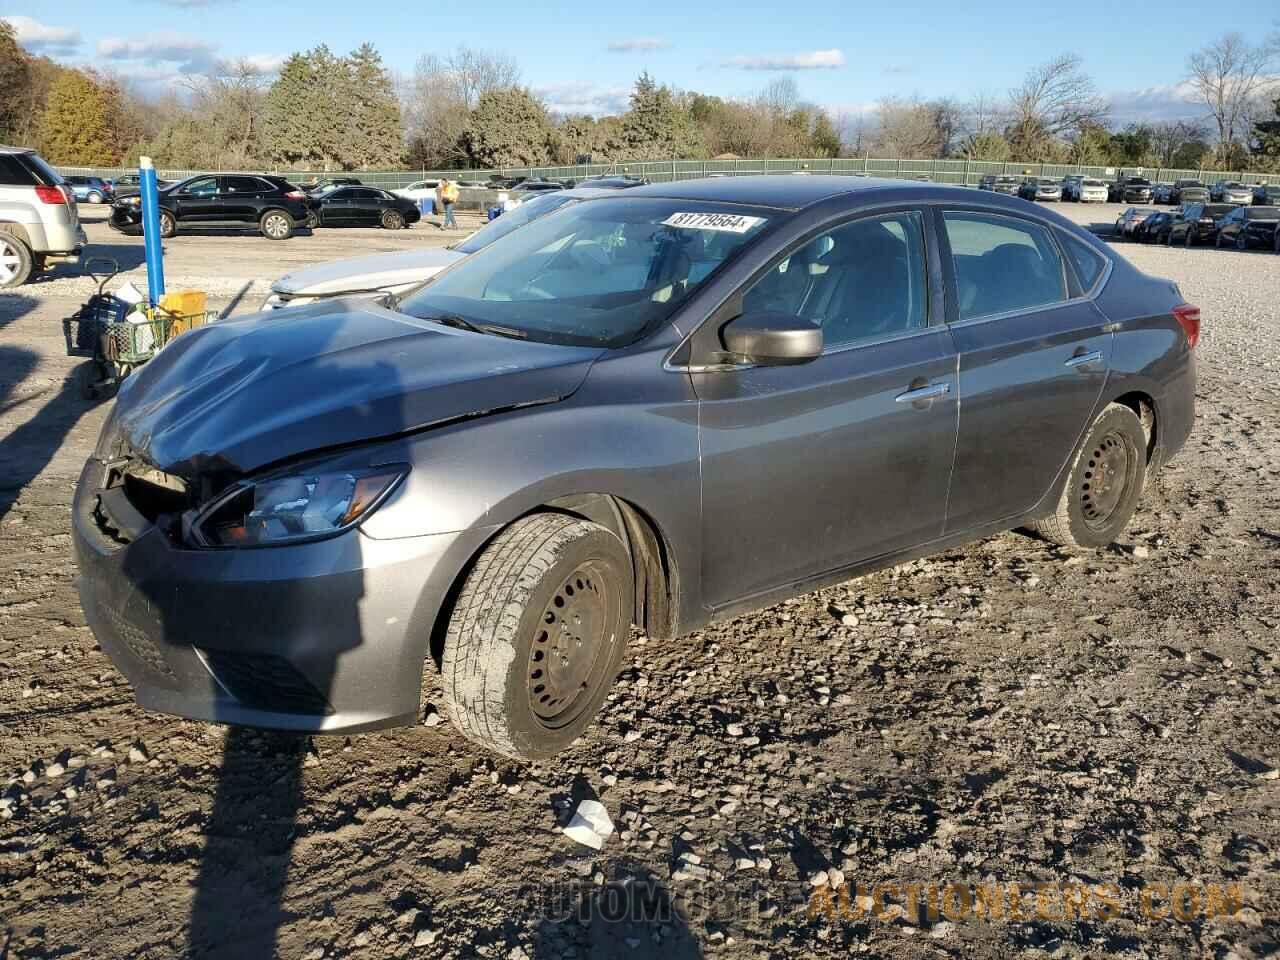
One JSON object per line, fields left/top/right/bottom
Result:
{"left": 139, "top": 156, "right": 165, "bottom": 305}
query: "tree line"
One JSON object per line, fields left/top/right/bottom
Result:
{"left": 2, "top": 23, "right": 1278, "bottom": 173}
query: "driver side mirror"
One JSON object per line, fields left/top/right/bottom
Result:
{"left": 722, "top": 311, "right": 823, "bottom": 365}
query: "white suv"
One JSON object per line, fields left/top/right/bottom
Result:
{"left": 0, "top": 145, "right": 86, "bottom": 288}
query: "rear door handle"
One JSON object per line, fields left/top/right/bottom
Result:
{"left": 895, "top": 382, "right": 951, "bottom": 404}
{"left": 1065, "top": 350, "right": 1103, "bottom": 368}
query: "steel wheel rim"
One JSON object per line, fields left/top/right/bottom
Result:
{"left": 527, "top": 560, "right": 615, "bottom": 727}
{"left": 265, "top": 215, "right": 288, "bottom": 238}
{"left": 0, "top": 239, "right": 19, "bottom": 283}
{"left": 1080, "top": 431, "right": 1134, "bottom": 531}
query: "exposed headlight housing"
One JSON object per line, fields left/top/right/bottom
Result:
{"left": 188, "top": 466, "right": 407, "bottom": 547}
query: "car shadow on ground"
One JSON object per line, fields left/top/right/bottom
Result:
{"left": 0, "top": 293, "right": 98, "bottom": 524}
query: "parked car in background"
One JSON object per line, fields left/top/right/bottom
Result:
{"left": 1019, "top": 177, "right": 1061, "bottom": 201}
{"left": 1059, "top": 174, "right": 1081, "bottom": 199}
{"left": 1135, "top": 211, "right": 1174, "bottom": 243}
{"left": 262, "top": 188, "right": 613, "bottom": 309}
{"left": 1076, "top": 178, "right": 1109, "bottom": 203}
{"left": 308, "top": 186, "right": 420, "bottom": 230}
{"left": 1166, "top": 202, "right": 1234, "bottom": 246}
{"left": 1111, "top": 177, "right": 1153, "bottom": 203}
{"left": 576, "top": 175, "right": 650, "bottom": 189}
{"left": 1214, "top": 205, "right": 1280, "bottom": 251}
{"left": 1209, "top": 180, "right": 1252, "bottom": 204}
{"left": 63, "top": 175, "right": 115, "bottom": 204}
{"left": 1152, "top": 183, "right": 1175, "bottom": 204}
{"left": 1250, "top": 183, "right": 1280, "bottom": 206}
{"left": 0, "top": 145, "right": 86, "bottom": 288}
{"left": 984, "top": 176, "right": 1022, "bottom": 195}
{"left": 73, "top": 175, "right": 1198, "bottom": 760}
{"left": 392, "top": 179, "right": 441, "bottom": 204}
{"left": 1116, "top": 207, "right": 1156, "bottom": 239}
{"left": 109, "top": 174, "right": 311, "bottom": 240}
{"left": 301, "top": 177, "right": 361, "bottom": 195}
{"left": 111, "top": 172, "right": 177, "bottom": 194}
{"left": 1171, "top": 179, "right": 1209, "bottom": 204}
{"left": 509, "top": 179, "right": 565, "bottom": 198}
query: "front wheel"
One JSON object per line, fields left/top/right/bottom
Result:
{"left": 381, "top": 209, "right": 405, "bottom": 230}
{"left": 1236, "top": 233, "right": 1248, "bottom": 252}
{"left": 1029, "top": 402, "right": 1147, "bottom": 550}
{"left": 158, "top": 210, "right": 177, "bottom": 238}
{"left": 440, "top": 513, "right": 632, "bottom": 760}
{"left": 1184, "top": 231, "right": 1194, "bottom": 248}
{"left": 87, "top": 191, "right": 102, "bottom": 204}
{"left": 261, "top": 210, "right": 294, "bottom": 240}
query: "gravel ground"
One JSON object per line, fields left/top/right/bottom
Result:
{"left": 1, "top": 202, "right": 1278, "bottom": 960}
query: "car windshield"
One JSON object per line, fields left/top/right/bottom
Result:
{"left": 1083, "top": 179, "right": 1105, "bottom": 186}
{"left": 1250, "top": 206, "right": 1280, "bottom": 219}
{"left": 397, "top": 198, "right": 774, "bottom": 348}
{"left": 1037, "top": 179, "right": 1057, "bottom": 185}
{"left": 1128, "top": 178, "right": 1151, "bottom": 185}
{"left": 453, "top": 192, "right": 579, "bottom": 255}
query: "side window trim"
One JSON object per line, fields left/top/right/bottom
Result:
{"left": 935, "top": 207, "right": 1097, "bottom": 328}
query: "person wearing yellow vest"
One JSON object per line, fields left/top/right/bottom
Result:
{"left": 436, "top": 178, "right": 460, "bottom": 229}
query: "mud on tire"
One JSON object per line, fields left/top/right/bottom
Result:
{"left": 1030, "top": 402, "right": 1147, "bottom": 550}
{"left": 440, "top": 513, "right": 632, "bottom": 760}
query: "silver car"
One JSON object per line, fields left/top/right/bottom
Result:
{"left": 0, "top": 145, "right": 86, "bottom": 287}
{"left": 72, "top": 176, "right": 1198, "bottom": 759}
{"left": 1210, "top": 181, "right": 1253, "bottom": 205}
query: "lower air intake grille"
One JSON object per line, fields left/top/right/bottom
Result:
{"left": 198, "top": 650, "right": 333, "bottom": 716}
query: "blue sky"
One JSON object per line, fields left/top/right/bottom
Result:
{"left": 5, "top": 0, "right": 1278, "bottom": 123}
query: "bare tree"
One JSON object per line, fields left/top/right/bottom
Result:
{"left": 1008, "top": 54, "right": 1109, "bottom": 144}
{"left": 1186, "top": 33, "right": 1278, "bottom": 159}
{"left": 403, "top": 47, "right": 519, "bottom": 167}
{"left": 1149, "top": 119, "right": 1210, "bottom": 166}
{"left": 180, "top": 59, "right": 271, "bottom": 168}
{"left": 872, "top": 97, "right": 945, "bottom": 159}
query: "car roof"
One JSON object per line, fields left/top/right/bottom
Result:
{"left": 0, "top": 144, "right": 35, "bottom": 155}
{"left": 624, "top": 174, "right": 1000, "bottom": 212}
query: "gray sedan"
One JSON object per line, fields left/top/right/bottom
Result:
{"left": 72, "top": 176, "right": 1198, "bottom": 759}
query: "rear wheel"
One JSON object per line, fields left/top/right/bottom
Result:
{"left": 380, "top": 209, "right": 405, "bottom": 230}
{"left": 261, "top": 210, "right": 294, "bottom": 240}
{"left": 1236, "top": 232, "right": 1248, "bottom": 252}
{"left": 1184, "top": 230, "right": 1194, "bottom": 248}
{"left": 440, "top": 513, "right": 632, "bottom": 759}
{"left": 1030, "top": 403, "right": 1147, "bottom": 550}
{"left": 0, "top": 233, "right": 33, "bottom": 288}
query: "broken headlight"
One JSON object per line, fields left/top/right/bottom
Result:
{"left": 188, "top": 466, "right": 407, "bottom": 548}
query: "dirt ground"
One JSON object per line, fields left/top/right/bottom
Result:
{"left": 1, "top": 203, "right": 1278, "bottom": 960}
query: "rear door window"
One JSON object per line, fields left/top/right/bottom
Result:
{"left": 942, "top": 212, "right": 1067, "bottom": 321}
{"left": 1058, "top": 232, "right": 1107, "bottom": 293}
{"left": 220, "top": 176, "right": 264, "bottom": 194}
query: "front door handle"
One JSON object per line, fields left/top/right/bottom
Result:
{"left": 895, "top": 381, "right": 951, "bottom": 404}
{"left": 1065, "top": 350, "right": 1103, "bottom": 369}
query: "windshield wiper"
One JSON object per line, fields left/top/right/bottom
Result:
{"left": 422, "top": 313, "right": 528, "bottom": 340}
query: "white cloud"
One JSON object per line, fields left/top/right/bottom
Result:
{"left": 1106, "top": 81, "right": 1205, "bottom": 125}
{"left": 537, "top": 82, "right": 631, "bottom": 118}
{"left": 232, "top": 52, "right": 288, "bottom": 75}
{"left": 2, "top": 15, "right": 81, "bottom": 55}
{"left": 97, "top": 32, "right": 219, "bottom": 73}
{"left": 606, "top": 38, "right": 671, "bottom": 53}
{"left": 722, "top": 49, "right": 845, "bottom": 71}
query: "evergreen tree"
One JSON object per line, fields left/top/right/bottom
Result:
{"left": 340, "top": 44, "right": 403, "bottom": 169}
{"left": 620, "top": 72, "right": 698, "bottom": 160}
{"left": 0, "top": 20, "right": 30, "bottom": 141}
{"left": 810, "top": 112, "right": 842, "bottom": 158}
{"left": 460, "top": 88, "right": 555, "bottom": 167}
{"left": 36, "top": 70, "right": 115, "bottom": 164}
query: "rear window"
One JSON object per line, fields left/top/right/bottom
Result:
{"left": 1250, "top": 206, "right": 1279, "bottom": 219}
{"left": 1059, "top": 232, "right": 1107, "bottom": 293}
{"left": 0, "top": 153, "right": 60, "bottom": 186}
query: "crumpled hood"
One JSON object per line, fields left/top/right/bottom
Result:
{"left": 112, "top": 301, "right": 603, "bottom": 478}
{"left": 273, "top": 248, "right": 467, "bottom": 296}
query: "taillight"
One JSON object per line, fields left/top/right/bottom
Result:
{"left": 285, "top": 191, "right": 305, "bottom": 200}
{"left": 1173, "top": 303, "right": 1200, "bottom": 349}
{"left": 34, "top": 185, "right": 67, "bottom": 205}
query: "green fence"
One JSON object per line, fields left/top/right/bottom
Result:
{"left": 53, "top": 157, "right": 1280, "bottom": 189}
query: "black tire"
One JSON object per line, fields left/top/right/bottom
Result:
{"left": 0, "top": 231, "right": 34, "bottom": 289}
{"left": 1215, "top": 232, "right": 1223, "bottom": 249}
{"left": 381, "top": 209, "right": 405, "bottom": 230}
{"left": 1236, "top": 233, "right": 1247, "bottom": 252}
{"left": 1184, "top": 230, "right": 1194, "bottom": 248}
{"left": 441, "top": 513, "right": 632, "bottom": 759}
{"left": 260, "top": 210, "right": 294, "bottom": 240}
{"left": 1030, "top": 403, "right": 1147, "bottom": 550}
{"left": 158, "top": 210, "right": 177, "bottom": 238}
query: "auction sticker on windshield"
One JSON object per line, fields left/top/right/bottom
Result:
{"left": 662, "top": 212, "right": 766, "bottom": 233}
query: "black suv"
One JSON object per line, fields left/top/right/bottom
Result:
{"left": 1166, "top": 203, "right": 1234, "bottom": 247}
{"left": 1110, "top": 176, "right": 1153, "bottom": 203}
{"left": 109, "top": 174, "right": 311, "bottom": 240}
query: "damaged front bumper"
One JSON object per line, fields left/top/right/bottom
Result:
{"left": 71, "top": 456, "right": 492, "bottom": 733}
